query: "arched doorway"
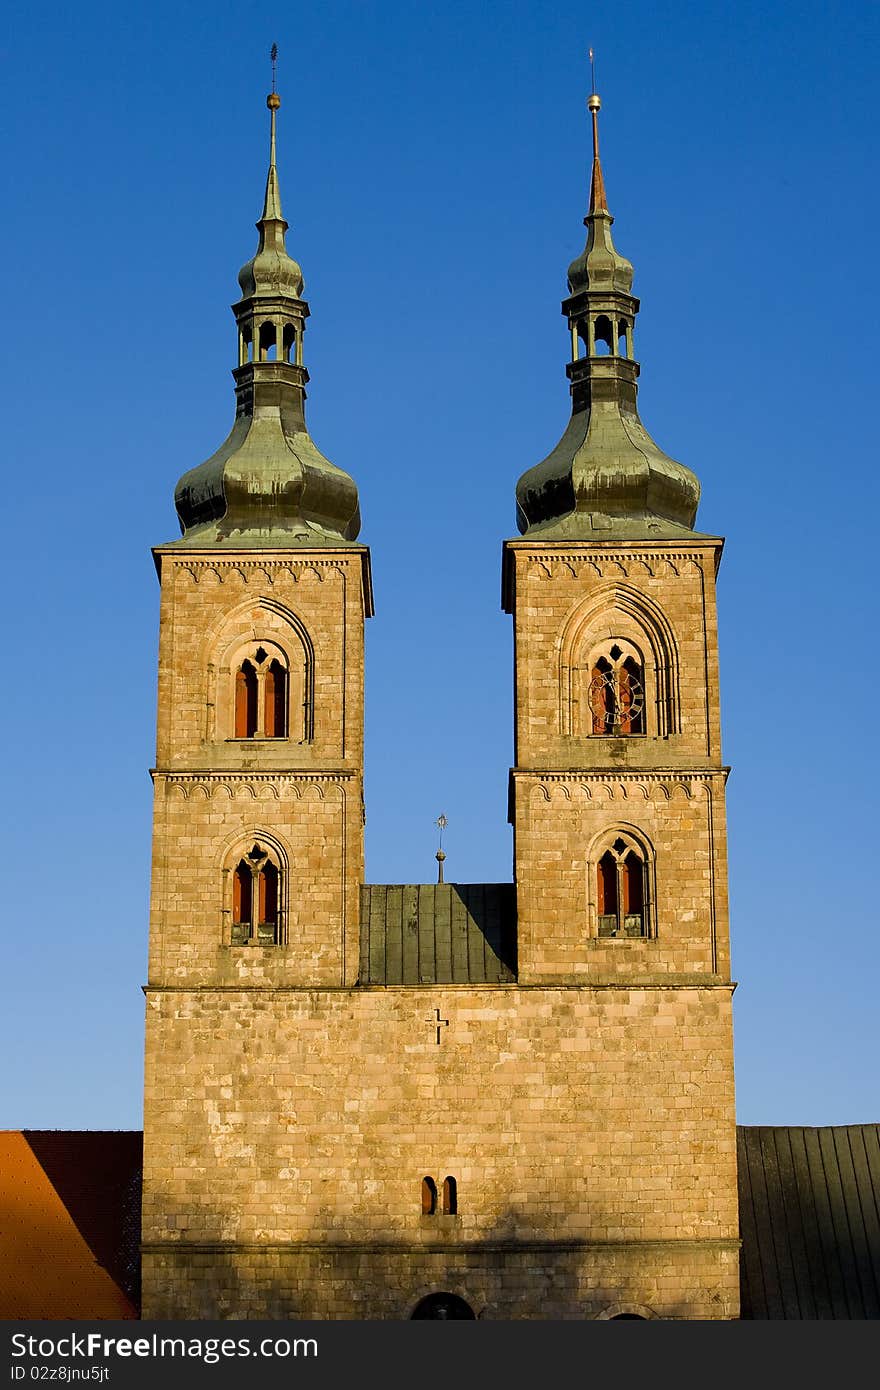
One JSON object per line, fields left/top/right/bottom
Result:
{"left": 411, "top": 1292, "right": 475, "bottom": 1320}
{"left": 596, "top": 1302, "right": 657, "bottom": 1320}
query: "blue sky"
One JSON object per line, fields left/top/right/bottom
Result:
{"left": 1, "top": 0, "right": 877, "bottom": 1128}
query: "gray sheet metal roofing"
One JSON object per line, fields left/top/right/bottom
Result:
{"left": 737, "top": 1125, "right": 880, "bottom": 1318}
{"left": 359, "top": 884, "right": 517, "bottom": 985}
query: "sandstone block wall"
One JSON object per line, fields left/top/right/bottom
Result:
{"left": 142, "top": 984, "right": 739, "bottom": 1318}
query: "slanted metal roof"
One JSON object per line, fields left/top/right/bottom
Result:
{"left": 737, "top": 1125, "right": 880, "bottom": 1319}
{"left": 0, "top": 1131, "right": 141, "bottom": 1318}
{"left": 359, "top": 883, "right": 517, "bottom": 985}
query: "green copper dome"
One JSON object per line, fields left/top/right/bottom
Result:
{"left": 515, "top": 91, "right": 702, "bottom": 541}
{"left": 171, "top": 92, "right": 361, "bottom": 548}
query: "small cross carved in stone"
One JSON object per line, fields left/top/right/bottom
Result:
{"left": 427, "top": 1008, "right": 449, "bottom": 1045}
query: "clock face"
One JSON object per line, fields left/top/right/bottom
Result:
{"left": 588, "top": 668, "right": 644, "bottom": 731}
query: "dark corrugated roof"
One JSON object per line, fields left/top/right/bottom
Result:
{"left": 737, "top": 1125, "right": 880, "bottom": 1319}
{"left": 359, "top": 883, "right": 516, "bottom": 985}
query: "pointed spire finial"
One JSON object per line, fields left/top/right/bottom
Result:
{"left": 435, "top": 814, "right": 448, "bottom": 884}
{"left": 262, "top": 44, "right": 283, "bottom": 223}
{"left": 586, "top": 48, "right": 608, "bottom": 214}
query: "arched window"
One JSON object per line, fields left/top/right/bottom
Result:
{"left": 588, "top": 643, "right": 645, "bottom": 735}
{"left": 230, "top": 843, "right": 283, "bottom": 946}
{"left": 597, "top": 851, "right": 618, "bottom": 925}
{"left": 234, "top": 661, "right": 258, "bottom": 738}
{"left": 594, "top": 314, "right": 614, "bottom": 355}
{"left": 232, "top": 647, "right": 290, "bottom": 739}
{"left": 442, "top": 1176, "right": 457, "bottom": 1215}
{"left": 232, "top": 861, "right": 252, "bottom": 929}
{"left": 421, "top": 1177, "right": 437, "bottom": 1215}
{"left": 264, "top": 660, "right": 287, "bottom": 738}
{"left": 596, "top": 836, "right": 649, "bottom": 939}
{"left": 258, "top": 320, "right": 277, "bottom": 362}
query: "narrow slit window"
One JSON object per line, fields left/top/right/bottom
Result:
{"left": 619, "top": 657, "right": 643, "bottom": 734}
{"left": 264, "top": 660, "right": 287, "bottom": 738}
{"left": 421, "top": 1177, "right": 437, "bottom": 1215}
{"left": 231, "top": 861, "right": 252, "bottom": 946}
{"left": 597, "top": 852, "right": 618, "bottom": 937}
{"left": 590, "top": 657, "right": 613, "bottom": 734}
{"left": 235, "top": 661, "right": 258, "bottom": 738}
{"left": 442, "top": 1176, "right": 457, "bottom": 1215}
{"left": 622, "top": 853, "right": 645, "bottom": 937}
{"left": 257, "top": 862, "right": 279, "bottom": 945}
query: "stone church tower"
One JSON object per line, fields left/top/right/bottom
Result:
{"left": 142, "top": 81, "right": 739, "bottom": 1319}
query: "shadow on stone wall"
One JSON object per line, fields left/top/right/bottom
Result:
{"left": 142, "top": 1191, "right": 731, "bottom": 1320}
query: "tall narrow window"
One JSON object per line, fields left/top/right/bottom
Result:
{"left": 264, "top": 660, "right": 287, "bottom": 738}
{"left": 597, "top": 851, "right": 619, "bottom": 937}
{"left": 622, "top": 853, "right": 644, "bottom": 936}
{"left": 235, "top": 661, "right": 258, "bottom": 738}
{"left": 442, "top": 1176, "right": 457, "bottom": 1215}
{"left": 257, "top": 862, "right": 279, "bottom": 945}
{"left": 596, "top": 838, "right": 649, "bottom": 938}
{"left": 590, "top": 657, "right": 614, "bottom": 734}
{"left": 421, "top": 1177, "right": 437, "bottom": 1215}
{"left": 231, "top": 861, "right": 253, "bottom": 946}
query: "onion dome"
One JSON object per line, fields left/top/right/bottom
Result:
{"left": 515, "top": 85, "right": 702, "bottom": 540}
{"left": 171, "top": 87, "right": 361, "bottom": 547}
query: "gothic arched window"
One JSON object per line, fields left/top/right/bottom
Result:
{"left": 421, "top": 1177, "right": 437, "bottom": 1215}
{"left": 264, "top": 660, "right": 287, "bottom": 738}
{"left": 235, "top": 660, "right": 258, "bottom": 738}
{"left": 230, "top": 843, "right": 283, "bottom": 946}
{"left": 596, "top": 836, "right": 650, "bottom": 939}
{"left": 588, "top": 643, "right": 645, "bottom": 736}
{"left": 232, "top": 646, "right": 289, "bottom": 740}
{"left": 442, "top": 1176, "right": 458, "bottom": 1215}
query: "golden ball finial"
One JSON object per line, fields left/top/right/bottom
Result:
{"left": 587, "top": 92, "right": 601, "bottom": 113}
{"left": 267, "top": 92, "right": 281, "bottom": 110}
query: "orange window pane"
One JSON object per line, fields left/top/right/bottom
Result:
{"left": 622, "top": 853, "right": 644, "bottom": 915}
{"left": 235, "top": 662, "right": 258, "bottom": 737}
{"left": 265, "top": 661, "right": 286, "bottom": 738}
{"left": 233, "top": 862, "right": 252, "bottom": 925}
{"left": 597, "top": 852, "right": 618, "bottom": 916}
{"left": 259, "top": 862, "right": 278, "bottom": 926}
{"left": 590, "top": 660, "right": 612, "bottom": 734}
{"left": 618, "top": 664, "right": 632, "bottom": 734}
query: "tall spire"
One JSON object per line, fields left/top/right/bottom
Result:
{"left": 514, "top": 67, "right": 702, "bottom": 541}
{"left": 238, "top": 73, "right": 303, "bottom": 301}
{"left": 170, "top": 55, "right": 361, "bottom": 548}
{"left": 587, "top": 52, "right": 608, "bottom": 214}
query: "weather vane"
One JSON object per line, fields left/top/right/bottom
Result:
{"left": 435, "top": 814, "right": 448, "bottom": 884}
{"left": 271, "top": 43, "right": 278, "bottom": 93}
{"left": 589, "top": 46, "right": 597, "bottom": 96}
